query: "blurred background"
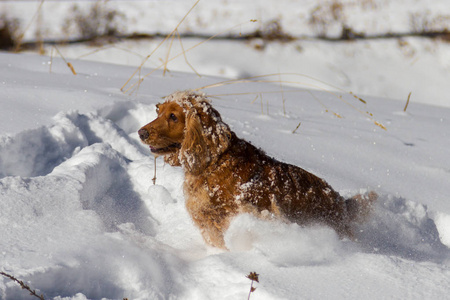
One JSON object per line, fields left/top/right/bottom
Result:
{"left": 1, "top": 0, "right": 450, "bottom": 106}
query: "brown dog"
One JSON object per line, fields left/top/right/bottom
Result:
{"left": 138, "top": 91, "right": 375, "bottom": 248}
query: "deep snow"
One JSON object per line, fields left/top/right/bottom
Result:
{"left": 1, "top": 51, "right": 450, "bottom": 299}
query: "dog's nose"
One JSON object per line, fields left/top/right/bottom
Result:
{"left": 138, "top": 128, "right": 149, "bottom": 141}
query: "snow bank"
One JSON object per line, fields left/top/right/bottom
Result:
{"left": 0, "top": 110, "right": 181, "bottom": 299}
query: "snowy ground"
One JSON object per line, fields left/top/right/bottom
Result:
{"left": 1, "top": 0, "right": 450, "bottom": 299}
{"left": 1, "top": 51, "right": 450, "bottom": 299}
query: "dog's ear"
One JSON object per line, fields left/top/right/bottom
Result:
{"left": 179, "top": 110, "right": 208, "bottom": 174}
{"left": 179, "top": 101, "right": 232, "bottom": 175}
{"left": 202, "top": 105, "right": 232, "bottom": 158}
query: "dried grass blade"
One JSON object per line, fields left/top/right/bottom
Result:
{"left": 123, "top": 20, "right": 255, "bottom": 94}
{"left": 121, "top": 0, "right": 201, "bottom": 91}
{"left": 14, "top": 0, "right": 45, "bottom": 52}
{"left": 404, "top": 92, "right": 412, "bottom": 112}
{"left": 52, "top": 45, "right": 77, "bottom": 75}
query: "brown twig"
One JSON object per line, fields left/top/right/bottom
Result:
{"left": 292, "top": 121, "right": 302, "bottom": 134}
{"left": 52, "top": 45, "right": 77, "bottom": 75}
{"left": 246, "top": 272, "right": 259, "bottom": 300}
{"left": 404, "top": 92, "right": 412, "bottom": 112}
{"left": 152, "top": 156, "right": 157, "bottom": 185}
{"left": 0, "top": 271, "right": 45, "bottom": 300}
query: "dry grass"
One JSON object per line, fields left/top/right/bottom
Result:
{"left": 120, "top": 19, "right": 257, "bottom": 94}
{"left": 404, "top": 92, "right": 412, "bottom": 112}
{"left": 4, "top": 0, "right": 387, "bottom": 130}
{"left": 13, "top": 0, "right": 45, "bottom": 52}
{"left": 309, "top": 0, "right": 345, "bottom": 38}
{"left": 0, "top": 271, "right": 45, "bottom": 300}
{"left": 51, "top": 45, "right": 77, "bottom": 75}
{"left": 246, "top": 19, "right": 294, "bottom": 47}
{"left": 292, "top": 122, "right": 302, "bottom": 134}
{"left": 62, "top": 1, "right": 126, "bottom": 42}
{"left": 0, "top": 13, "right": 20, "bottom": 50}
{"left": 5, "top": 0, "right": 389, "bottom": 129}
{"left": 190, "top": 73, "right": 386, "bottom": 130}
{"left": 246, "top": 272, "right": 259, "bottom": 300}
{"left": 410, "top": 11, "right": 450, "bottom": 35}
{"left": 75, "top": 44, "right": 145, "bottom": 61}
{"left": 120, "top": 0, "right": 202, "bottom": 93}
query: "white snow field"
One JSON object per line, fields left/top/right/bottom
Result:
{"left": 1, "top": 51, "right": 450, "bottom": 300}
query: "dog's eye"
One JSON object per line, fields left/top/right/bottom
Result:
{"left": 169, "top": 113, "right": 178, "bottom": 122}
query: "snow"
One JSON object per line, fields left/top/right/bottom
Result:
{"left": 4, "top": 0, "right": 450, "bottom": 107}
{"left": 32, "top": 31, "right": 450, "bottom": 108}
{"left": 1, "top": 1, "right": 450, "bottom": 299}
{"left": 1, "top": 50, "right": 450, "bottom": 299}
{"left": 5, "top": 0, "right": 450, "bottom": 39}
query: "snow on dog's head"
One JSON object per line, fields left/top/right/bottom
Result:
{"left": 138, "top": 90, "right": 232, "bottom": 175}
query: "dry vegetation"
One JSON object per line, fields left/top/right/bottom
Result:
{"left": 2, "top": 0, "right": 449, "bottom": 52}
{"left": 62, "top": 2, "right": 126, "bottom": 44}
{"left": 309, "top": 0, "right": 450, "bottom": 40}
{"left": 1, "top": 269, "right": 260, "bottom": 299}
{"left": 0, "top": 13, "right": 19, "bottom": 50}
{"left": 246, "top": 272, "right": 259, "bottom": 300}
{"left": 0, "top": 271, "right": 45, "bottom": 300}
{"left": 410, "top": 11, "right": 450, "bottom": 41}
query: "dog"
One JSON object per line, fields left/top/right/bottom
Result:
{"left": 138, "top": 91, "right": 375, "bottom": 248}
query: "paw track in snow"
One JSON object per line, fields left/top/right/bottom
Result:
{"left": 0, "top": 110, "right": 145, "bottom": 179}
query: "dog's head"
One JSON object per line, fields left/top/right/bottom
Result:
{"left": 138, "top": 100, "right": 185, "bottom": 156}
{"left": 139, "top": 91, "right": 232, "bottom": 174}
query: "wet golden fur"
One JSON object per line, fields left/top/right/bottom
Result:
{"left": 138, "top": 91, "right": 375, "bottom": 248}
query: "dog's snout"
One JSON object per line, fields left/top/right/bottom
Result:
{"left": 138, "top": 128, "right": 149, "bottom": 141}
